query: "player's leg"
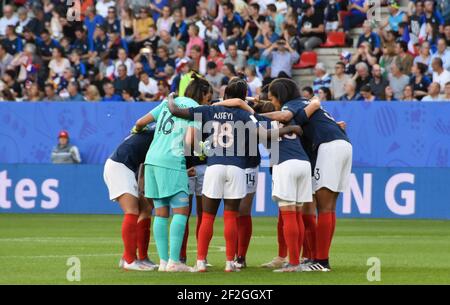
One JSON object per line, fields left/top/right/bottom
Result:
{"left": 302, "top": 199, "right": 317, "bottom": 264}
{"left": 179, "top": 196, "right": 192, "bottom": 264}
{"left": 223, "top": 198, "right": 240, "bottom": 272}
{"left": 236, "top": 192, "right": 254, "bottom": 268}
{"left": 196, "top": 196, "right": 221, "bottom": 272}
{"left": 166, "top": 191, "right": 193, "bottom": 272}
{"left": 195, "top": 195, "right": 203, "bottom": 240}
{"left": 261, "top": 209, "right": 288, "bottom": 268}
{"left": 136, "top": 163, "right": 157, "bottom": 268}
{"left": 273, "top": 203, "right": 300, "bottom": 272}
{"left": 153, "top": 200, "right": 170, "bottom": 271}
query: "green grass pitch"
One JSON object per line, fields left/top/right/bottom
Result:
{"left": 0, "top": 214, "right": 449, "bottom": 285}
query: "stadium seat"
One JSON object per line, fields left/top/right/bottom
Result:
{"left": 320, "top": 32, "right": 346, "bottom": 48}
{"left": 293, "top": 51, "right": 317, "bottom": 69}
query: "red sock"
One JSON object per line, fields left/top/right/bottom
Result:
{"left": 196, "top": 213, "right": 202, "bottom": 240}
{"left": 237, "top": 215, "right": 252, "bottom": 258}
{"left": 302, "top": 214, "right": 317, "bottom": 260}
{"left": 331, "top": 213, "right": 336, "bottom": 244}
{"left": 316, "top": 212, "right": 335, "bottom": 260}
{"left": 136, "top": 218, "right": 150, "bottom": 260}
{"left": 122, "top": 214, "right": 138, "bottom": 264}
{"left": 277, "top": 210, "right": 287, "bottom": 258}
{"left": 296, "top": 211, "right": 305, "bottom": 258}
{"left": 180, "top": 216, "right": 190, "bottom": 260}
{"left": 281, "top": 210, "right": 300, "bottom": 266}
{"left": 224, "top": 210, "right": 238, "bottom": 261}
{"left": 197, "top": 212, "right": 215, "bottom": 261}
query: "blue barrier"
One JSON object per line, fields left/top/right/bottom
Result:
{"left": 0, "top": 164, "right": 449, "bottom": 219}
{"left": 1, "top": 102, "right": 450, "bottom": 167}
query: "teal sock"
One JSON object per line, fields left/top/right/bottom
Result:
{"left": 153, "top": 216, "right": 169, "bottom": 262}
{"left": 169, "top": 214, "right": 188, "bottom": 262}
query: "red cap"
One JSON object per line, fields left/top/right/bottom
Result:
{"left": 58, "top": 130, "right": 69, "bottom": 138}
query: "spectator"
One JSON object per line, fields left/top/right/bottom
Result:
{"left": 122, "top": 89, "right": 136, "bottom": 102}
{"left": 156, "top": 6, "right": 174, "bottom": 34}
{"left": 114, "top": 64, "right": 134, "bottom": 94}
{"left": 205, "top": 61, "right": 224, "bottom": 99}
{"left": 245, "top": 65, "right": 263, "bottom": 97}
{"left": 255, "top": 21, "right": 279, "bottom": 51}
{"left": 298, "top": 3, "right": 326, "bottom": 51}
{"left": 224, "top": 44, "right": 246, "bottom": 72}
{"left": 369, "top": 64, "right": 389, "bottom": 100}
{"left": 388, "top": 62, "right": 410, "bottom": 99}
{"left": 186, "top": 24, "right": 204, "bottom": 57}
{"left": 353, "top": 62, "right": 372, "bottom": 93}
{"left": 331, "top": 62, "right": 351, "bottom": 100}
{"left": 443, "top": 23, "right": 450, "bottom": 47}
{"left": 44, "top": 83, "right": 62, "bottom": 101}
{"left": 402, "top": 85, "right": 418, "bottom": 101}
{"left": 245, "top": 3, "right": 265, "bottom": 39}
{"left": 189, "top": 45, "right": 207, "bottom": 75}
{"left": 3, "top": 25, "right": 23, "bottom": 55}
{"left": 0, "top": 43, "right": 13, "bottom": 78}
{"left": 342, "top": 0, "right": 369, "bottom": 34}
{"left": 442, "top": 82, "right": 450, "bottom": 101}
{"left": 65, "top": 82, "right": 85, "bottom": 101}
{"left": 340, "top": 79, "right": 363, "bottom": 101}
{"left": 312, "top": 63, "right": 332, "bottom": 95}
{"left": 158, "top": 30, "right": 180, "bottom": 58}
{"left": 120, "top": 8, "right": 135, "bottom": 44}
{"left": 262, "top": 39, "right": 299, "bottom": 79}
{"left": 357, "top": 21, "right": 382, "bottom": 57}
{"left": 430, "top": 38, "right": 450, "bottom": 71}
{"left": 114, "top": 48, "right": 135, "bottom": 77}
{"left": 318, "top": 87, "right": 332, "bottom": 101}
{"left": 422, "top": 82, "right": 442, "bottom": 101}
{"left": 138, "top": 71, "right": 159, "bottom": 101}
{"left": 102, "top": 81, "right": 123, "bottom": 101}
{"left": 384, "top": 86, "right": 398, "bottom": 101}
{"left": 414, "top": 42, "right": 433, "bottom": 72}
{"left": 51, "top": 131, "right": 81, "bottom": 164}
{"left": 104, "top": 7, "right": 120, "bottom": 34}
{"left": 266, "top": 4, "right": 284, "bottom": 36}
{"left": 202, "top": 16, "right": 221, "bottom": 49}
{"left": 222, "top": 2, "right": 244, "bottom": 45}
{"left": 421, "top": 0, "right": 445, "bottom": 33}
{"left": 85, "top": 85, "right": 101, "bottom": 102}
{"left": 133, "top": 8, "right": 155, "bottom": 50}
{"left": 151, "top": 79, "right": 170, "bottom": 102}
{"left": 381, "top": 1, "right": 406, "bottom": 34}
{"left": 302, "top": 86, "right": 314, "bottom": 99}
{"left": 324, "top": 0, "right": 340, "bottom": 32}
{"left": 84, "top": 7, "right": 105, "bottom": 49}
{"left": 15, "top": 7, "right": 30, "bottom": 36}
{"left": 350, "top": 42, "right": 378, "bottom": 71}
{"left": 410, "top": 62, "right": 432, "bottom": 100}
{"left": 360, "top": 85, "right": 376, "bottom": 102}
{"left": 394, "top": 40, "right": 414, "bottom": 75}
{"left": 170, "top": 9, "right": 189, "bottom": 44}
{"left": 0, "top": 5, "right": 18, "bottom": 36}
{"left": 432, "top": 57, "right": 450, "bottom": 93}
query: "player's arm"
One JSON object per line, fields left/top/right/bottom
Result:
{"left": 337, "top": 121, "right": 347, "bottom": 130}
{"left": 212, "top": 98, "right": 255, "bottom": 114}
{"left": 133, "top": 112, "right": 155, "bottom": 133}
{"left": 258, "top": 124, "right": 303, "bottom": 141}
{"left": 167, "top": 92, "right": 192, "bottom": 119}
{"left": 261, "top": 111, "right": 293, "bottom": 124}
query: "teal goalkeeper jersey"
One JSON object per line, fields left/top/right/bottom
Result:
{"left": 144, "top": 97, "right": 199, "bottom": 171}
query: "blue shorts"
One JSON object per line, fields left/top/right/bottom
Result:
{"left": 153, "top": 191, "right": 189, "bottom": 209}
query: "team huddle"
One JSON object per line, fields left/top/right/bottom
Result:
{"left": 103, "top": 76, "right": 352, "bottom": 273}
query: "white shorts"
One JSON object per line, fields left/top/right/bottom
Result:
{"left": 188, "top": 164, "right": 207, "bottom": 196}
{"left": 103, "top": 158, "right": 138, "bottom": 201}
{"left": 245, "top": 166, "right": 259, "bottom": 194}
{"left": 272, "top": 159, "right": 313, "bottom": 204}
{"left": 313, "top": 140, "right": 353, "bottom": 193}
{"left": 202, "top": 164, "right": 246, "bottom": 199}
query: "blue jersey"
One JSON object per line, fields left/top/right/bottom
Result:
{"left": 110, "top": 128, "right": 155, "bottom": 173}
{"left": 256, "top": 115, "right": 309, "bottom": 165}
{"left": 283, "top": 99, "right": 350, "bottom": 153}
{"left": 188, "top": 106, "right": 256, "bottom": 169}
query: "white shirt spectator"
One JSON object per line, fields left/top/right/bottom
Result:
{"left": 431, "top": 49, "right": 450, "bottom": 71}
{"left": 95, "top": 0, "right": 115, "bottom": 18}
{"left": 433, "top": 70, "right": 450, "bottom": 93}
{"left": 421, "top": 95, "right": 442, "bottom": 102}
{"left": 247, "top": 77, "right": 263, "bottom": 97}
{"left": 0, "top": 14, "right": 18, "bottom": 36}
{"left": 139, "top": 78, "right": 158, "bottom": 96}
{"left": 49, "top": 58, "right": 71, "bottom": 76}
{"left": 114, "top": 58, "right": 135, "bottom": 77}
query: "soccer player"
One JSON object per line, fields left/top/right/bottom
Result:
{"left": 263, "top": 78, "right": 353, "bottom": 272}
{"left": 103, "top": 128, "right": 157, "bottom": 271}
{"left": 168, "top": 79, "right": 299, "bottom": 272}
{"left": 133, "top": 77, "right": 213, "bottom": 272}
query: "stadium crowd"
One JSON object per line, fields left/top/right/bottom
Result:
{"left": 0, "top": 0, "right": 450, "bottom": 102}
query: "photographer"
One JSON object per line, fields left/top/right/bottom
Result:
{"left": 262, "top": 39, "right": 300, "bottom": 79}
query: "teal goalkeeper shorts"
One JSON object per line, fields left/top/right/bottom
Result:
{"left": 153, "top": 191, "right": 189, "bottom": 209}
{"left": 144, "top": 164, "right": 189, "bottom": 199}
